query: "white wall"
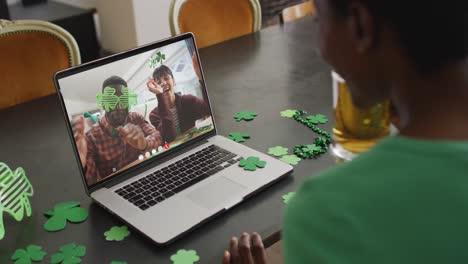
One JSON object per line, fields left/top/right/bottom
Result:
{"left": 97, "top": 0, "right": 172, "bottom": 53}
{"left": 96, "top": 0, "right": 137, "bottom": 53}
{"left": 133, "top": 0, "right": 172, "bottom": 47}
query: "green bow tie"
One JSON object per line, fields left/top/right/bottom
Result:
{"left": 111, "top": 128, "right": 119, "bottom": 137}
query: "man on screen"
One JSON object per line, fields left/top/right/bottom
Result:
{"left": 147, "top": 54, "right": 210, "bottom": 143}
{"left": 73, "top": 76, "right": 163, "bottom": 185}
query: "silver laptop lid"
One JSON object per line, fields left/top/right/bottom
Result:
{"left": 54, "top": 33, "right": 217, "bottom": 193}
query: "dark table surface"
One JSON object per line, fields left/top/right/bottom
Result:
{"left": 0, "top": 16, "right": 336, "bottom": 263}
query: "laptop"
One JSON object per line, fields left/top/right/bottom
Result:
{"left": 54, "top": 33, "right": 293, "bottom": 245}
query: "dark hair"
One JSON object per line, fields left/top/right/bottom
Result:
{"left": 329, "top": 0, "right": 468, "bottom": 73}
{"left": 102, "top": 75, "right": 127, "bottom": 90}
{"left": 152, "top": 65, "right": 174, "bottom": 80}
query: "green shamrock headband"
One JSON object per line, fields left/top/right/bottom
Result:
{"left": 97, "top": 87, "right": 137, "bottom": 112}
{"left": 149, "top": 51, "right": 166, "bottom": 68}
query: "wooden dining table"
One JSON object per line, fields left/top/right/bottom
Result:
{"left": 0, "top": 16, "right": 336, "bottom": 263}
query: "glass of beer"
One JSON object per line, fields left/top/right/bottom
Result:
{"left": 331, "top": 71, "right": 391, "bottom": 161}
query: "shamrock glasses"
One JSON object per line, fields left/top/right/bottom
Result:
{"left": 96, "top": 87, "right": 138, "bottom": 112}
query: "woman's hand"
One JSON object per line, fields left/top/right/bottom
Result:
{"left": 223, "top": 233, "right": 268, "bottom": 264}
{"left": 147, "top": 77, "right": 164, "bottom": 94}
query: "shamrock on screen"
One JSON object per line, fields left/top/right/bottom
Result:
{"left": 149, "top": 51, "right": 166, "bottom": 68}
{"left": 97, "top": 87, "right": 119, "bottom": 112}
{"left": 118, "top": 87, "right": 138, "bottom": 109}
{"left": 97, "top": 87, "right": 138, "bottom": 112}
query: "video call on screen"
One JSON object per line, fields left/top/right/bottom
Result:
{"left": 59, "top": 38, "right": 214, "bottom": 186}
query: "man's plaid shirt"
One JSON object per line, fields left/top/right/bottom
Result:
{"left": 83, "top": 112, "right": 162, "bottom": 184}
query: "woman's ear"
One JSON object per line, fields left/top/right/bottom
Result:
{"left": 348, "top": 1, "right": 378, "bottom": 53}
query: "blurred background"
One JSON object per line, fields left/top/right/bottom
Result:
{"left": 0, "top": 0, "right": 307, "bottom": 62}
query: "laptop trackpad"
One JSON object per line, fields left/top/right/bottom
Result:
{"left": 186, "top": 177, "right": 247, "bottom": 210}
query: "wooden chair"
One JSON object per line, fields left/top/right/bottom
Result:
{"left": 0, "top": 19, "right": 80, "bottom": 109}
{"left": 169, "top": 0, "right": 262, "bottom": 48}
{"left": 280, "top": 1, "right": 316, "bottom": 24}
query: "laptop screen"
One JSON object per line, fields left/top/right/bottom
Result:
{"left": 56, "top": 36, "right": 215, "bottom": 187}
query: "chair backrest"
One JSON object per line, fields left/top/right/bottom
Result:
{"left": 0, "top": 19, "right": 80, "bottom": 109}
{"left": 170, "top": 0, "right": 262, "bottom": 48}
{"left": 281, "top": 1, "right": 316, "bottom": 24}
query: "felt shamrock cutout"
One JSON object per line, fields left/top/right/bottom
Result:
{"left": 11, "top": 245, "right": 46, "bottom": 264}
{"left": 170, "top": 249, "right": 200, "bottom": 264}
{"left": 43, "top": 201, "right": 88, "bottom": 232}
{"left": 50, "top": 243, "right": 86, "bottom": 264}
{"left": 104, "top": 225, "right": 130, "bottom": 241}
{"left": 228, "top": 132, "right": 251, "bottom": 143}
{"left": 110, "top": 262, "right": 127, "bottom": 264}
{"left": 0, "top": 162, "right": 33, "bottom": 240}
{"left": 280, "top": 109, "right": 298, "bottom": 118}
{"left": 239, "top": 157, "right": 267, "bottom": 171}
{"left": 234, "top": 111, "right": 258, "bottom": 122}
{"left": 303, "top": 144, "right": 322, "bottom": 154}
{"left": 306, "top": 114, "right": 328, "bottom": 124}
{"left": 268, "top": 146, "right": 288, "bottom": 157}
{"left": 282, "top": 192, "right": 296, "bottom": 204}
{"left": 280, "top": 155, "right": 301, "bottom": 166}
{"left": 97, "top": 87, "right": 119, "bottom": 112}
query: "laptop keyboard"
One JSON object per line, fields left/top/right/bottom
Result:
{"left": 114, "top": 145, "right": 242, "bottom": 210}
